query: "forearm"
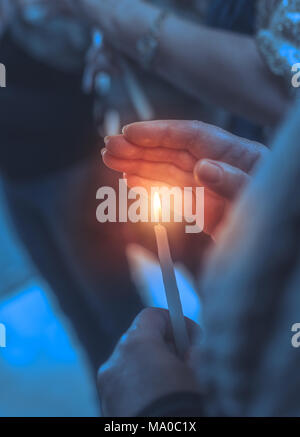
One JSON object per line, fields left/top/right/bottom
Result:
{"left": 156, "top": 17, "right": 289, "bottom": 126}
{"left": 81, "top": 1, "right": 289, "bottom": 126}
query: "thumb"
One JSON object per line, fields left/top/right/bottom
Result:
{"left": 194, "top": 159, "right": 250, "bottom": 200}
{"left": 131, "top": 308, "right": 200, "bottom": 345}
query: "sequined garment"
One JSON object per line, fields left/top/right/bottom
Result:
{"left": 256, "top": 0, "right": 300, "bottom": 88}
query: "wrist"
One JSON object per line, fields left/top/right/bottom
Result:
{"left": 136, "top": 8, "right": 169, "bottom": 70}
{"left": 112, "top": 1, "right": 160, "bottom": 53}
{"left": 90, "top": 0, "right": 162, "bottom": 59}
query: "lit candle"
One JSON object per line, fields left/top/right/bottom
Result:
{"left": 153, "top": 193, "right": 189, "bottom": 357}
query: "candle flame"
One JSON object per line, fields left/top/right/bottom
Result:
{"left": 154, "top": 192, "right": 161, "bottom": 222}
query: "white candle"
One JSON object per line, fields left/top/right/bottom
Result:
{"left": 153, "top": 194, "right": 189, "bottom": 357}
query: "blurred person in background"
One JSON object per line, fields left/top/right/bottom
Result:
{"left": 77, "top": 0, "right": 298, "bottom": 134}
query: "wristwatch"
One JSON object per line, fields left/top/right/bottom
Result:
{"left": 136, "top": 9, "right": 169, "bottom": 70}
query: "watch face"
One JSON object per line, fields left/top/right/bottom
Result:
{"left": 137, "top": 35, "right": 158, "bottom": 67}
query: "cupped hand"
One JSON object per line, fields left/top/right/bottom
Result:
{"left": 97, "top": 308, "right": 201, "bottom": 417}
{"left": 102, "top": 120, "right": 269, "bottom": 237}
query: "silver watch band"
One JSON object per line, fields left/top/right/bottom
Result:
{"left": 136, "top": 9, "right": 168, "bottom": 70}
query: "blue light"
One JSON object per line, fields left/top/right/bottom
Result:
{"left": 0, "top": 282, "right": 99, "bottom": 416}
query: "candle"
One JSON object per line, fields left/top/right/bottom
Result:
{"left": 153, "top": 193, "right": 189, "bottom": 357}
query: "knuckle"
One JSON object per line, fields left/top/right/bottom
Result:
{"left": 191, "top": 120, "right": 202, "bottom": 130}
{"left": 136, "top": 307, "right": 165, "bottom": 328}
{"left": 119, "top": 329, "right": 141, "bottom": 350}
{"left": 178, "top": 151, "right": 194, "bottom": 171}
{"left": 161, "top": 124, "right": 174, "bottom": 148}
{"left": 166, "top": 163, "right": 176, "bottom": 179}
{"left": 138, "top": 307, "right": 156, "bottom": 321}
{"left": 105, "top": 135, "right": 117, "bottom": 151}
{"left": 121, "top": 332, "right": 142, "bottom": 353}
{"left": 97, "top": 363, "right": 112, "bottom": 388}
{"left": 187, "top": 120, "right": 202, "bottom": 153}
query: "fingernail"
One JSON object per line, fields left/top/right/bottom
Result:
{"left": 104, "top": 136, "right": 111, "bottom": 145}
{"left": 196, "top": 161, "right": 222, "bottom": 184}
{"left": 122, "top": 125, "right": 129, "bottom": 135}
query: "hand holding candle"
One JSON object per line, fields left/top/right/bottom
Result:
{"left": 153, "top": 192, "right": 189, "bottom": 357}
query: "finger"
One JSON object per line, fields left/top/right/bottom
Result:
{"left": 104, "top": 135, "right": 196, "bottom": 172}
{"left": 130, "top": 308, "right": 200, "bottom": 345}
{"left": 194, "top": 159, "right": 250, "bottom": 200}
{"left": 102, "top": 150, "right": 196, "bottom": 188}
{"left": 123, "top": 120, "right": 267, "bottom": 172}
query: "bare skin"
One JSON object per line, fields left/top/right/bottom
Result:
{"left": 98, "top": 103, "right": 300, "bottom": 418}
{"left": 97, "top": 308, "right": 201, "bottom": 417}
{"left": 102, "top": 120, "right": 269, "bottom": 238}
{"left": 77, "top": 0, "right": 290, "bottom": 125}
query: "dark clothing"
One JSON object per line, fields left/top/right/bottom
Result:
{"left": 207, "top": 0, "right": 257, "bottom": 35}
{"left": 0, "top": 33, "right": 97, "bottom": 180}
{"left": 0, "top": 33, "right": 142, "bottom": 371}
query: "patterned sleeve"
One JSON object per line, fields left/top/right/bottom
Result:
{"left": 256, "top": 0, "right": 300, "bottom": 90}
